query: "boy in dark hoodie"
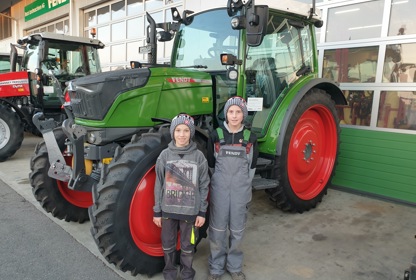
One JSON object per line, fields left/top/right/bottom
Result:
{"left": 153, "top": 113, "right": 210, "bottom": 280}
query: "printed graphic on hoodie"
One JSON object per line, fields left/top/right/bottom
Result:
{"left": 165, "top": 160, "right": 197, "bottom": 208}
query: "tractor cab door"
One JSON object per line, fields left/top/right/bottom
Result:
{"left": 244, "top": 12, "right": 315, "bottom": 137}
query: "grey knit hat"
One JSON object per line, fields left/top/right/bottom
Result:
{"left": 224, "top": 96, "right": 248, "bottom": 122}
{"left": 170, "top": 113, "right": 195, "bottom": 140}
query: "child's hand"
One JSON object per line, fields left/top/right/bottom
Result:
{"left": 153, "top": 217, "right": 162, "bottom": 227}
{"left": 195, "top": 216, "right": 205, "bottom": 227}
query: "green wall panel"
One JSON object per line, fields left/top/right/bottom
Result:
{"left": 332, "top": 128, "right": 416, "bottom": 205}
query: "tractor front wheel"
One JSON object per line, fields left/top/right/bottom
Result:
{"left": 0, "top": 104, "right": 24, "bottom": 162}
{"left": 267, "top": 89, "right": 340, "bottom": 213}
{"left": 29, "top": 127, "right": 91, "bottom": 222}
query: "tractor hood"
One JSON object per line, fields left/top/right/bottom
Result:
{"left": 68, "top": 68, "right": 150, "bottom": 120}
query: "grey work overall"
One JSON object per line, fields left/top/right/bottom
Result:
{"left": 209, "top": 136, "right": 252, "bottom": 275}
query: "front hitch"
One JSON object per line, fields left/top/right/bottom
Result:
{"left": 32, "top": 112, "right": 72, "bottom": 182}
{"left": 32, "top": 112, "right": 94, "bottom": 191}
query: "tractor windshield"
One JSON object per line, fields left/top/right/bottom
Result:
{"left": 22, "top": 40, "right": 101, "bottom": 77}
{"left": 172, "top": 8, "right": 240, "bottom": 71}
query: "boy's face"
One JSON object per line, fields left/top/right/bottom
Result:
{"left": 174, "top": 124, "right": 191, "bottom": 147}
{"left": 227, "top": 105, "right": 244, "bottom": 127}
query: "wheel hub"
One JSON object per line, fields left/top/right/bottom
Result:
{"left": 0, "top": 119, "right": 11, "bottom": 149}
{"left": 303, "top": 140, "right": 316, "bottom": 163}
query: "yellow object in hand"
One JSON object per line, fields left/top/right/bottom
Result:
{"left": 190, "top": 226, "right": 195, "bottom": 245}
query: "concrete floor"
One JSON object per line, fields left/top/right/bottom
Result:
{"left": 0, "top": 133, "right": 415, "bottom": 280}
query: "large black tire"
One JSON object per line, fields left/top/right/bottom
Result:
{"left": 29, "top": 127, "right": 90, "bottom": 222}
{"left": 89, "top": 127, "right": 208, "bottom": 276}
{"left": 0, "top": 104, "right": 24, "bottom": 162}
{"left": 266, "top": 89, "right": 340, "bottom": 213}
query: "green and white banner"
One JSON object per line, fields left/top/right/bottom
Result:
{"left": 25, "top": 0, "right": 69, "bottom": 22}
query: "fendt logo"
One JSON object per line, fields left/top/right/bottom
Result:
{"left": 169, "top": 77, "right": 192, "bottom": 83}
{"left": 166, "top": 77, "right": 211, "bottom": 84}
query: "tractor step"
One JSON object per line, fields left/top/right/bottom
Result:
{"left": 252, "top": 176, "right": 278, "bottom": 191}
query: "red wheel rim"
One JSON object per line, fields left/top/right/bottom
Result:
{"left": 129, "top": 166, "right": 164, "bottom": 257}
{"left": 56, "top": 155, "right": 93, "bottom": 208}
{"left": 287, "top": 104, "right": 337, "bottom": 200}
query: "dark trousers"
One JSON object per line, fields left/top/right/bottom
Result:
{"left": 161, "top": 218, "right": 197, "bottom": 280}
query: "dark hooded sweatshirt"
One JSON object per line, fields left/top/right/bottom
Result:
{"left": 153, "top": 140, "right": 209, "bottom": 221}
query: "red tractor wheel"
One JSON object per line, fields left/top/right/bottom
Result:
{"left": 267, "top": 89, "right": 340, "bottom": 213}
{"left": 29, "top": 127, "right": 92, "bottom": 222}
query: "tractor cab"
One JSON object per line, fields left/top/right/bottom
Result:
{"left": 12, "top": 32, "right": 104, "bottom": 109}
{"left": 162, "top": 0, "right": 325, "bottom": 139}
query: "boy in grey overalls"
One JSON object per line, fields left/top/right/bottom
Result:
{"left": 207, "top": 97, "right": 258, "bottom": 280}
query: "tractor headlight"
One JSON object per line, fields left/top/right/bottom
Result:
{"left": 231, "top": 16, "right": 245, "bottom": 30}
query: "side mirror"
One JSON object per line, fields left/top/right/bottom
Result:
{"left": 246, "top": 5, "right": 268, "bottom": 47}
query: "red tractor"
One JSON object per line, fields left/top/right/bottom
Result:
{"left": 0, "top": 32, "right": 104, "bottom": 161}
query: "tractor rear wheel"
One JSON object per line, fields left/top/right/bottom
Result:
{"left": 89, "top": 126, "right": 208, "bottom": 276}
{"left": 0, "top": 104, "right": 24, "bottom": 162}
{"left": 267, "top": 89, "right": 340, "bottom": 213}
{"left": 29, "top": 127, "right": 91, "bottom": 222}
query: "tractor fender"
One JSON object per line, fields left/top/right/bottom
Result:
{"left": 0, "top": 97, "right": 31, "bottom": 125}
{"left": 275, "top": 78, "right": 346, "bottom": 156}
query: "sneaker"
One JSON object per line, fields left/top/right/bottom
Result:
{"left": 207, "top": 274, "right": 221, "bottom": 280}
{"left": 230, "top": 271, "right": 246, "bottom": 280}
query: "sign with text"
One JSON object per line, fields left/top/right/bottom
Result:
{"left": 25, "top": 0, "right": 69, "bottom": 22}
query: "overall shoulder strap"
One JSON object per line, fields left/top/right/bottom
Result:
{"left": 216, "top": 127, "right": 226, "bottom": 145}
{"left": 242, "top": 129, "right": 251, "bottom": 147}
{"left": 215, "top": 127, "right": 225, "bottom": 153}
{"left": 243, "top": 129, "right": 252, "bottom": 154}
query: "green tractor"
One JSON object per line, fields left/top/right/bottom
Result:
{"left": 30, "top": 0, "right": 346, "bottom": 276}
